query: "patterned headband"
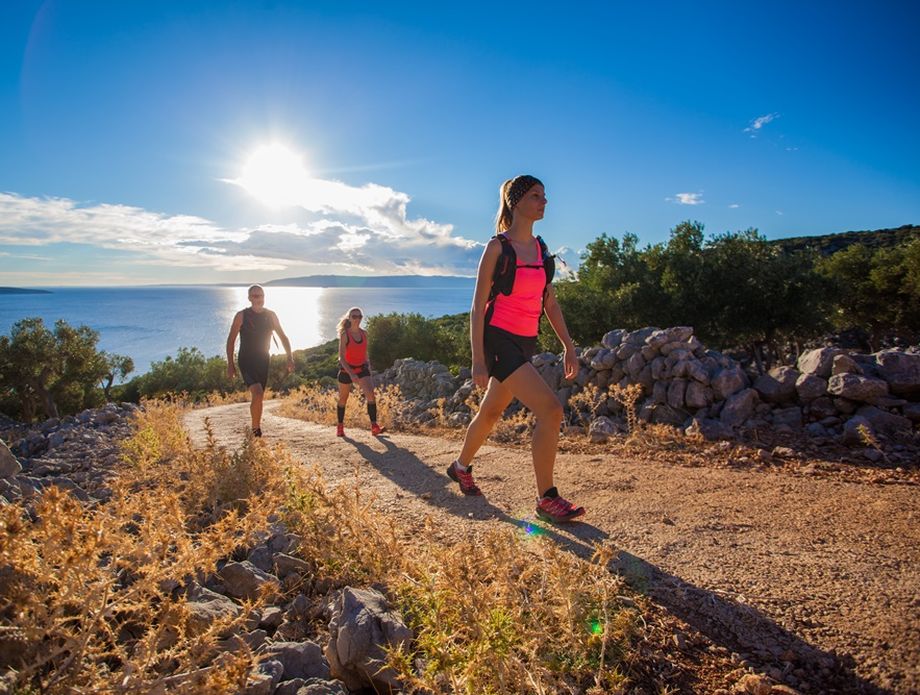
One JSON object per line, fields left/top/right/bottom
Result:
{"left": 505, "top": 175, "right": 543, "bottom": 210}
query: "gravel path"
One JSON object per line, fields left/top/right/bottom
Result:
{"left": 184, "top": 401, "right": 920, "bottom": 693}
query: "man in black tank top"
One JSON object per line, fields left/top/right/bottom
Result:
{"left": 226, "top": 284, "right": 294, "bottom": 437}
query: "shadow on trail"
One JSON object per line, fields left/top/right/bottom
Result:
{"left": 347, "top": 436, "right": 889, "bottom": 694}
{"left": 344, "top": 435, "right": 609, "bottom": 560}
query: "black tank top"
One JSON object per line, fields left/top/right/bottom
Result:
{"left": 239, "top": 308, "right": 273, "bottom": 356}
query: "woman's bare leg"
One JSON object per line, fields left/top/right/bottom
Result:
{"left": 457, "top": 377, "right": 514, "bottom": 467}
{"left": 501, "top": 363, "right": 564, "bottom": 496}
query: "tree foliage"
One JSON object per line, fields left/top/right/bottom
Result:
{"left": 554, "top": 221, "right": 832, "bottom": 360}
{"left": 816, "top": 237, "right": 920, "bottom": 345}
{"left": 0, "top": 318, "right": 109, "bottom": 420}
{"left": 366, "top": 312, "right": 470, "bottom": 372}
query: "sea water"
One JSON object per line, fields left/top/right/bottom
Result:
{"left": 0, "top": 284, "right": 474, "bottom": 375}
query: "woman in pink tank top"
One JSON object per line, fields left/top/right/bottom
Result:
{"left": 446, "top": 175, "right": 585, "bottom": 524}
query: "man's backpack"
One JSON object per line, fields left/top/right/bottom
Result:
{"left": 489, "top": 233, "right": 555, "bottom": 301}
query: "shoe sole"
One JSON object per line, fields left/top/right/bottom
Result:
{"left": 447, "top": 465, "right": 482, "bottom": 496}
{"left": 535, "top": 507, "right": 586, "bottom": 524}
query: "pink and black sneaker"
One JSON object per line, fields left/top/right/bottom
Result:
{"left": 447, "top": 461, "right": 482, "bottom": 496}
{"left": 535, "top": 488, "right": 585, "bottom": 523}
{"left": 336, "top": 423, "right": 345, "bottom": 437}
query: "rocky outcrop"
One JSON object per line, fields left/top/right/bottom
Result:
{"left": 375, "top": 329, "right": 920, "bottom": 450}
{"left": 0, "top": 402, "right": 138, "bottom": 506}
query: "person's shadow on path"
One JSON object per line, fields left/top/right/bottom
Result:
{"left": 344, "top": 435, "right": 889, "bottom": 694}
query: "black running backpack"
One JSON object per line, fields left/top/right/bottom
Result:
{"left": 489, "top": 234, "right": 555, "bottom": 301}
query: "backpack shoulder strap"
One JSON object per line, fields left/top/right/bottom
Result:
{"left": 489, "top": 234, "right": 517, "bottom": 299}
{"left": 536, "top": 235, "right": 555, "bottom": 287}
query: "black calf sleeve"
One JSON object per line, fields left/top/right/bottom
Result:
{"left": 337, "top": 405, "right": 345, "bottom": 424}
{"left": 367, "top": 402, "right": 377, "bottom": 423}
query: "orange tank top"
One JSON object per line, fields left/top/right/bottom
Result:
{"left": 345, "top": 329, "right": 367, "bottom": 366}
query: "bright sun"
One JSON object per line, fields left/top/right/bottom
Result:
{"left": 238, "top": 143, "right": 309, "bottom": 207}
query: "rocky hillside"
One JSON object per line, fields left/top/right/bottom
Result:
{"left": 771, "top": 224, "right": 919, "bottom": 256}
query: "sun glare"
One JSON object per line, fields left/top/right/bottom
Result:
{"left": 238, "top": 143, "right": 309, "bottom": 207}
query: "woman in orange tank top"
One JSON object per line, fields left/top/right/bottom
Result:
{"left": 335, "top": 306, "right": 383, "bottom": 437}
{"left": 446, "top": 175, "right": 585, "bottom": 524}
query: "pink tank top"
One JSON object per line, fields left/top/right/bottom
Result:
{"left": 488, "top": 238, "right": 546, "bottom": 337}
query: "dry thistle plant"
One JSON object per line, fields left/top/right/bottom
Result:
{"left": 0, "top": 400, "right": 287, "bottom": 694}
{"left": 567, "top": 383, "right": 605, "bottom": 432}
{"left": 857, "top": 423, "right": 888, "bottom": 462}
{"left": 608, "top": 383, "right": 644, "bottom": 436}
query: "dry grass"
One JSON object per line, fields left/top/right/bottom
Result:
{"left": 0, "top": 400, "right": 283, "bottom": 693}
{"left": 1, "top": 398, "right": 648, "bottom": 694}
{"left": 277, "top": 383, "right": 404, "bottom": 431}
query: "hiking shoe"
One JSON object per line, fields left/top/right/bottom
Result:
{"left": 447, "top": 461, "right": 482, "bottom": 496}
{"left": 535, "top": 494, "right": 585, "bottom": 523}
{"left": 336, "top": 423, "right": 345, "bottom": 437}
{"left": 252, "top": 427, "right": 262, "bottom": 438}
{"left": 371, "top": 423, "right": 384, "bottom": 436}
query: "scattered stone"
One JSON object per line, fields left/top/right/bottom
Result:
{"left": 794, "top": 373, "right": 827, "bottom": 402}
{"left": 264, "top": 641, "right": 330, "bottom": 681}
{"left": 325, "top": 587, "right": 413, "bottom": 693}
{"left": 855, "top": 405, "right": 911, "bottom": 435}
{"left": 754, "top": 366, "right": 800, "bottom": 404}
{"left": 685, "top": 418, "right": 733, "bottom": 441}
{"left": 218, "top": 561, "right": 280, "bottom": 601}
{"left": 874, "top": 350, "right": 920, "bottom": 397}
{"left": 831, "top": 353, "right": 862, "bottom": 376}
{"left": 0, "top": 442, "right": 22, "bottom": 478}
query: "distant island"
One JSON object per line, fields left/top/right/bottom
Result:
{"left": 0, "top": 287, "right": 52, "bottom": 295}
{"left": 263, "top": 275, "right": 475, "bottom": 288}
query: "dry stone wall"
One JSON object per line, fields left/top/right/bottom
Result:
{"left": 376, "top": 328, "right": 920, "bottom": 451}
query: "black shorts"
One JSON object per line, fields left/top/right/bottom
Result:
{"left": 338, "top": 363, "right": 371, "bottom": 384}
{"left": 484, "top": 325, "right": 537, "bottom": 382}
{"left": 238, "top": 352, "right": 269, "bottom": 389}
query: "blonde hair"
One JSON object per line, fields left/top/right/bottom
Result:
{"left": 337, "top": 306, "right": 363, "bottom": 337}
{"left": 494, "top": 174, "right": 543, "bottom": 234}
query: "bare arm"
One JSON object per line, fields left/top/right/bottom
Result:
{"left": 470, "top": 238, "right": 503, "bottom": 388}
{"left": 226, "top": 311, "right": 243, "bottom": 378}
{"left": 543, "top": 285, "right": 578, "bottom": 380}
{"left": 270, "top": 311, "right": 295, "bottom": 372}
{"left": 338, "top": 333, "right": 357, "bottom": 380}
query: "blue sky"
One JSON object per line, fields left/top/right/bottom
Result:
{"left": 1, "top": 0, "right": 918, "bottom": 285}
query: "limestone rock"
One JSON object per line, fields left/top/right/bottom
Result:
{"left": 772, "top": 406, "right": 803, "bottom": 430}
{"left": 711, "top": 366, "right": 748, "bottom": 400}
{"left": 842, "top": 415, "right": 874, "bottom": 447}
{"left": 720, "top": 388, "right": 760, "bottom": 428}
{"left": 0, "top": 442, "right": 22, "bottom": 479}
{"left": 264, "top": 640, "right": 330, "bottom": 681}
{"left": 685, "top": 418, "right": 733, "bottom": 441}
{"left": 797, "top": 347, "right": 844, "bottom": 378}
{"left": 685, "top": 381, "right": 713, "bottom": 409}
{"left": 827, "top": 374, "right": 889, "bottom": 403}
{"left": 325, "top": 587, "right": 413, "bottom": 693}
{"left": 753, "top": 366, "right": 799, "bottom": 404}
{"left": 874, "top": 350, "right": 920, "bottom": 397}
{"left": 831, "top": 353, "right": 862, "bottom": 376}
{"left": 795, "top": 373, "right": 827, "bottom": 402}
{"left": 601, "top": 329, "right": 626, "bottom": 348}
{"left": 855, "top": 405, "right": 911, "bottom": 434}
{"left": 218, "top": 561, "right": 280, "bottom": 601}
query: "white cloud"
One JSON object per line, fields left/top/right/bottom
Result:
{"left": 666, "top": 192, "right": 705, "bottom": 205}
{"left": 744, "top": 112, "right": 780, "bottom": 136}
{"left": 729, "top": 203, "right": 741, "bottom": 209}
{"left": 0, "top": 181, "right": 484, "bottom": 277}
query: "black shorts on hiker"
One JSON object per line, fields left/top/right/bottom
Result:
{"left": 484, "top": 325, "right": 537, "bottom": 382}
{"left": 238, "top": 352, "right": 269, "bottom": 389}
{"left": 338, "top": 363, "right": 371, "bottom": 384}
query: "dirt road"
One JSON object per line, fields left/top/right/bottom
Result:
{"left": 184, "top": 401, "right": 920, "bottom": 693}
